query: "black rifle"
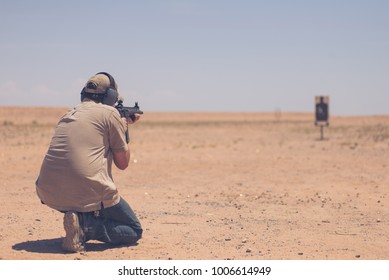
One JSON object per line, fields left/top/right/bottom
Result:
{"left": 115, "top": 100, "right": 143, "bottom": 143}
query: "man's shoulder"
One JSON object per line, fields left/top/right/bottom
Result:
{"left": 98, "top": 104, "right": 119, "bottom": 116}
{"left": 80, "top": 101, "right": 119, "bottom": 116}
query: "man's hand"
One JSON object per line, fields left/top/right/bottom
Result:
{"left": 128, "top": 113, "right": 141, "bottom": 124}
{"left": 121, "top": 114, "right": 141, "bottom": 128}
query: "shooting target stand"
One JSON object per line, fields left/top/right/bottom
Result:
{"left": 315, "top": 96, "right": 329, "bottom": 140}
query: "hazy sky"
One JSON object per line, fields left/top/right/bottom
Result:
{"left": 0, "top": 0, "right": 388, "bottom": 115}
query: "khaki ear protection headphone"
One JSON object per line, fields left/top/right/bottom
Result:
{"left": 80, "top": 72, "right": 119, "bottom": 106}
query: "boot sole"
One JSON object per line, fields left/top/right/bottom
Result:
{"left": 62, "top": 211, "right": 84, "bottom": 253}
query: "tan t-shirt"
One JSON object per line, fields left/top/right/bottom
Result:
{"left": 36, "top": 100, "right": 128, "bottom": 212}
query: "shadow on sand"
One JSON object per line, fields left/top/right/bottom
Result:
{"left": 12, "top": 238, "right": 64, "bottom": 254}
{"left": 12, "top": 238, "right": 137, "bottom": 254}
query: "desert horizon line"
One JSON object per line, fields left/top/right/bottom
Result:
{"left": 0, "top": 105, "right": 388, "bottom": 118}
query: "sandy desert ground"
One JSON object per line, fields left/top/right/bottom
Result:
{"left": 0, "top": 106, "right": 388, "bottom": 260}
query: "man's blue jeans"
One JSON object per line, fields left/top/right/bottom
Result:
{"left": 80, "top": 197, "right": 142, "bottom": 245}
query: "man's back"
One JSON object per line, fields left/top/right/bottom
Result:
{"left": 36, "top": 101, "right": 128, "bottom": 212}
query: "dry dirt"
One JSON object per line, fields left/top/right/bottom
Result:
{"left": 0, "top": 107, "right": 388, "bottom": 260}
